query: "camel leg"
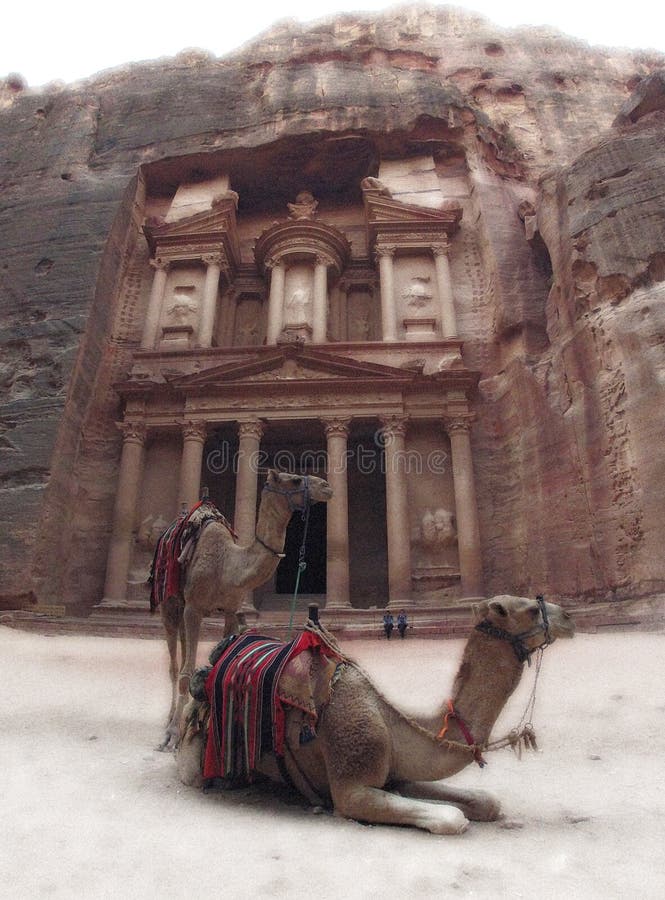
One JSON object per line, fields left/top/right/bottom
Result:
{"left": 158, "top": 597, "right": 184, "bottom": 751}
{"left": 394, "top": 781, "right": 501, "bottom": 822}
{"left": 330, "top": 782, "right": 469, "bottom": 835}
{"left": 160, "top": 602, "right": 203, "bottom": 751}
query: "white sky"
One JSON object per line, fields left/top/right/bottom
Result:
{"left": 4, "top": 1, "right": 665, "bottom": 89}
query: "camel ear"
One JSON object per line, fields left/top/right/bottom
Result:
{"left": 267, "top": 468, "right": 278, "bottom": 483}
{"left": 471, "top": 600, "right": 490, "bottom": 621}
{"left": 488, "top": 599, "right": 508, "bottom": 618}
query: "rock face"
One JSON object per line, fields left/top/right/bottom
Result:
{"left": 1, "top": 4, "right": 664, "bottom": 610}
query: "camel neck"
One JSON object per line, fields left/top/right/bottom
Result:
{"left": 446, "top": 630, "right": 524, "bottom": 746}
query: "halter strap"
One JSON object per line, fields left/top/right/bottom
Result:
{"left": 475, "top": 595, "right": 552, "bottom": 666}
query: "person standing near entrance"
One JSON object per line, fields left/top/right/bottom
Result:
{"left": 397, "top": 610, "right": 408, "bottom": 638}
{"left": 383, "top": 612, "right": 394, "bottom": 640}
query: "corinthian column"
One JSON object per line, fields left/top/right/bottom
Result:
{"left": 178, "top": 421, "right": 207, "bottom": 510}
{"left": 323, "top": 417, "right": 351, "bottom": 607}
{"left": 141, "top": 259, "right": 169, "bottom": 350}
{"left": 445, "top": 416, "right": 483, "bottom": 597}
{"left": 234, "top": 420, "right": 265, "bottom": 544}
{"left": 312, "top": 256, "right": 329, "bottom": 343}
{"left": 376, "top": 245, "right": 397, "bottom": 342}
{"left": 433, "top": 242, "right": 458, "bottom": 338}
{"left": 234, "top": 420, "right": 265, "bottom": 612}
{"left": 266, "top": 259, "right": 286, "bottom": 345}
{"left": 104, "top": 422, "right": 147, "bottom": 601}
{"left": 380, "top": 415, "right": 412, "bottom": 604}
{"left": 197, "top": 253, "right": 222, "bottom": 347}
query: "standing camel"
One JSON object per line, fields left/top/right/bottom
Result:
{"left": 177, "top": 595, "right": 575, "bottom": 833}
{"left": 160, "top": 469, "right": 333, "bottom": 749}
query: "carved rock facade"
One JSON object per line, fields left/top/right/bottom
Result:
{"left": 1, "top": 6, "right": 664, "bottom": 611}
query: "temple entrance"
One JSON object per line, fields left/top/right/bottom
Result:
{"left": 348, "top": 424, "right": 389, "bottom": 607}
{"left": 275, "top": 501, "right": 327, "bottom": 594}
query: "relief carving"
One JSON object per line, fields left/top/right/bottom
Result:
{"left": 287, "top": 190, "right": 318, "bottom": 220}
{"left": 167, "top": 290, "right": 199, "bottom": 325}
{"left": 402, "top": 275, "right": 433, "bottom": 309}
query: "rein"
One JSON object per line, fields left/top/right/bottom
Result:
{"left": 260, "top": 476, "right": 313, "bottom": 639}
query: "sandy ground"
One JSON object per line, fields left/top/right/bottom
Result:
{"left": 1, "top": 624, "right": 664, "bottom": 899}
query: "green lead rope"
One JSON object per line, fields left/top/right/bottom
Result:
{"left": 288, "top": 479, "right": 311, "bottom": 639}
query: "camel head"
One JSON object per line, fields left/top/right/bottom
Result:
{"left": 263, "top": 469, "right": 333, "bottom": 511}
{"left": 473, "top": 594, "right": 575, "bottom": 661}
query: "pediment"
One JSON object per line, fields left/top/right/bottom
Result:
{"left": 364, "top": 193, "right": 462, "bottom": 251}
{"left": 143, "top": 196, "right": 241, "bottom": 266}
{"left": 166, "top": 347, "right": 419, "bottom": 391}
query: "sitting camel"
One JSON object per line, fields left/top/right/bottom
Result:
{"left": 177, "top": 595, "right": 575, "bottom": 833}
{"left": 159, "top": 470, "right": 333, "bottom": 750}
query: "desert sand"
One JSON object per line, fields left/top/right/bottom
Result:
{"left": 1, "top": 623, "right": 664, "bottom": 899}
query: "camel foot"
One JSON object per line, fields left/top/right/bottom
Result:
{"left": 156, "top": 719, "right": 180, "bottom": 752}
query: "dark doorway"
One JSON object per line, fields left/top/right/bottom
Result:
{"left": 275, "top": 501, "right": 327, "bottom": 594}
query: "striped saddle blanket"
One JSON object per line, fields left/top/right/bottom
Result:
{"left": 203, "top": 629, "right": 343, "bottom": 782}
{"left": 148, "top": 499, "right": 236, "bottom": 612}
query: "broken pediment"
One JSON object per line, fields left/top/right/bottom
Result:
{"left": 143, "top": 194, "right": 241, "bottom": 270}
{"left": 363, "top": 190, "right": 463, "bottom": 255}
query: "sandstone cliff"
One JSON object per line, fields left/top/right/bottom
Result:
{"left": 1, "top": 4, "right": 663, "bottom": 608}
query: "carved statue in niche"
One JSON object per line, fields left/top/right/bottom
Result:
{"left": 285, "top": 283, "right": 312, "bottom": 326}
{"left": 167, "top": 290, "right": 198, "bottom": 325}
{"left": 234, "top": 298, "right": 262, "bottom": 346}
{"left": 130, "top": 513, "right": 170, "bottom": 583}
{"left": 287, "top": 190, "right": 318, "bottom": 220}
{"left": 402, "top": 276, "right": 433, "bottom": 309}
{"left": 412, "top": 507, "right": 458, "bottom": 566}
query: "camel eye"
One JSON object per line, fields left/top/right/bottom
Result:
{"left": 291, "top": 476, "right": 302, "bottom": 485}
{"left": 529, "top": 607, "right": 540, "bottom": 619}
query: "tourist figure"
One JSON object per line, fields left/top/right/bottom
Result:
{"left": 397, "top": 610, "right": 408, "bottom": 639}
{"left": 383, "top": 612, "right": 394, "bottom": 640}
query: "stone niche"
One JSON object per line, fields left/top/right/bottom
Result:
{"left": 405, "top": 423, "right": 459, "bottom": 594}
{"left": 394, "top": 256, "right": 440, "bottom": 340}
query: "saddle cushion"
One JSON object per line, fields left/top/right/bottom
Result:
{"left": 203, "top": 628, "right": 342, "bottom": 781}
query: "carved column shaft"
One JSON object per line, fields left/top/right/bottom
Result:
{"left": 141, "top": 260, "right": 169, "bottom": 350}
{"left": 446, "top": 418, "right": 483, "bottom": 596}
{"left": 178, "top": 421, "right": 207, "bottom": 510}
{"left": 266, "top": 261, "right": 286, "bottom": 345}
{"left": 433, "top": 244, "right": 458, "bottom": 338}
{"left": 198, "top": 255, "right": 222, "bottom": 348}
{"left": 377, "top": 247, "right": 397, "bottom": 342}
{"left": 380, "top": 415, "right": 412, "bottom": 604}
{"left": 104, "top": 422, "right": 147, "bottom": 600}
{"left": 312, "top": 258, "right": 328, "bottom": 343}
{"left": 323, "top": 418, "right": 351, "bottom": 607}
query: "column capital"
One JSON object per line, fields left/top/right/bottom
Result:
{"left": 375, "top": 244, "right": 397, "bottom": 261}
{"left": 322, "top": 416, "right": 351, "bottom": 439}
{"left": 444, "top": 414, "right": 475, "bottom": 436}
{"left": 149, "top": 257, "right": 170, "bottom": 272}
{"left": 432, "top": 240, "right": 451, "bottom": 257}
{"left": 117, "top": 420, "right": 147, "bottom": 444}
{"left": 180, "top": 419, "right": 207, "bottom": 442}
{"left": 237, "top": 420, "right": 265, "bottom": 442}
{"left": 379, "top": 414, "right": 409, "bottom": 438}
{"left": 315, "top": 253, "right": 334, "bottom": 268}
{"left": 265, "top": 256, "right": 286, "bottom": 271}
{"left": 202, "top": 252, "right": 224, "bottom": 267}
